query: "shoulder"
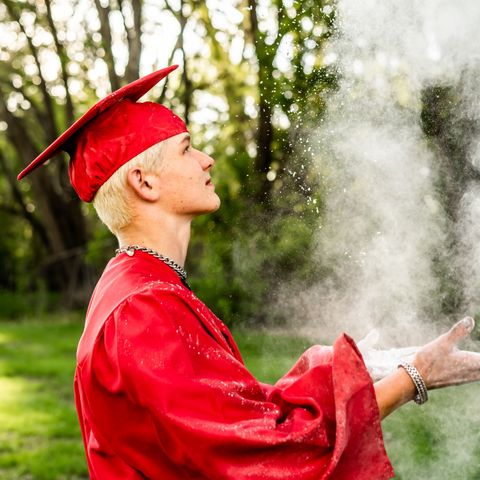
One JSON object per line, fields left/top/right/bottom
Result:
{"left": 78, "top": 254, "right": 200, "bottom": 363}
{"left": 77, "top": 283, "right": 239, "bottom": 383}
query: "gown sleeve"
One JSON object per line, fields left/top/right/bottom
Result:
{"left": 80, "top": 288, "right": 394, "bottom": 480}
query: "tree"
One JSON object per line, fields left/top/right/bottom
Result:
{"left": 0, "top": 0, "right": 335, "bottom": 322}
{"left": 421, "top": 84, "right": 480, "bottom": 317}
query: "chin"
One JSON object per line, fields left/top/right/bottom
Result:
{"left": 205, "top": 201, "right": 221, "bottom": 215}
{"left": 192, "top": 197, "right": 221, "bottom": 217}
{"left": 206, "top": 193, "right": 221, "bottom": 213}
{"left": 212, "top": 195, "right": 221, "bottom": 211}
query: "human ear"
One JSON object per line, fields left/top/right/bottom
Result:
{"left": 126, "top": 167, "right": 160, "bottom": 202}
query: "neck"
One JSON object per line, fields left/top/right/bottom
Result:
{"left": 117, "top": 215, "right": 192, "bottom": 268}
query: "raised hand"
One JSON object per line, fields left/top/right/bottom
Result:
{"left": 374, "top": 317, "right": 480, "bottom": 420}
{"left": 412, "top": 317, "right": 480, "bottom": 389}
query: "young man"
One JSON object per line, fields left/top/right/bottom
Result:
{"left": 18, "top": 66, "right": 480, "bottom": 480}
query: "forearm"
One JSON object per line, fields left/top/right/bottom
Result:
{"left": 374, "top": 367, "right": 416, "bottom": 421}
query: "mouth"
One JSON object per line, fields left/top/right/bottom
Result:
{"left": 206, "top": 177, "right": 214, "bottom": 186}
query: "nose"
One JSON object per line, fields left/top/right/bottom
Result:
{"left": 195, "top": 148, "right": 214, "bottom": 170}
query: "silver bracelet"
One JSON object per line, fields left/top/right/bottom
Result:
{"left": 398, "top": 361, "right": 428, "bottom": 405}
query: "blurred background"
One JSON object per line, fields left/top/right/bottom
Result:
{"left": 1, "top": 0, "right": 480, "bottom": 478}
{"left": 0, "top": 0, "right": 333, "bottom": 325}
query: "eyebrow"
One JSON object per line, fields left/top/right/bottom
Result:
{"left": 179, "top": 134, "right": 191, "bottom": 145}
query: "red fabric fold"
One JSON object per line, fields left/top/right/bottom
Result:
{"left": 75, "top": 252, "right": 394, "bottom": 479}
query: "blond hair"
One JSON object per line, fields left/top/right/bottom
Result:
{"left": 93, "top": 141, "right": 165, "bottom": 235}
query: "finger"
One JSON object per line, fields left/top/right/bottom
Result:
{"left": 358, "top": 329, "right": 380, "bottom": 350}
{"left": 448, "top": 317, "right": 475, "bottom": 345}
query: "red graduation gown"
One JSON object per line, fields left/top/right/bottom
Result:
{"left": 74, "top": 252, "right": 394, "bottom": 480}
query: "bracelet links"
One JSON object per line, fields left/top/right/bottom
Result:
{"left": 398, "top": 361, "right": 428, "bottom": 405}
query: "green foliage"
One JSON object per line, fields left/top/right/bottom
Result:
{"left": 0, "top": 0, "right": 335, "bottom": 325}
{"left": 188, "top": 201, "right": 321, "bottom": 326}
{"left": 0, "top": 213, "right": 34, "bottom": 291}
{"left": 83, "top": 218, "right": 117, "bottom": 276}
{"left": 0, "top": 289, "right": 62, "bottom": 320}
{"left": 175, "top": 0, "right": 336, "bottom": 325}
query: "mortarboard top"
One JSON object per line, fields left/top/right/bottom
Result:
{"left": 17, "top": 64, "right": 188, "bottom": 203}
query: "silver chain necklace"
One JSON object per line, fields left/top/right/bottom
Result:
{"left": 115, "top": 245, "right": 187, "bottom": 280}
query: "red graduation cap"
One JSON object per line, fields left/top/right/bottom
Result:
{"left": 17, "top": 65, "right": 188, "bottom": 203}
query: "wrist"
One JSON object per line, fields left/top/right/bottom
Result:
{"left": 374, "top": 367, "right": 417, "bottom": 420}
{"left": 398, "top": 361, "right": 428, "bottom": 405}
{"left": 395, "top": 366, "right": 418, "bottom": 403}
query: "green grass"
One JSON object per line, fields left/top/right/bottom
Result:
{"left": 381, "top": 384, "right": 480, "bottom": 479}
{"left": 1, "top": 317, "right": 480, "bottom": 479}
{"left": 0, "top": 314, "right": 88, "bottom": 480}
{"left": 232, "top": 329, "right": 318, "bottom": 385}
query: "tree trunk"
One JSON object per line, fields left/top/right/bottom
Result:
{"left": 178, "top": 0, "right": 192, "bottom": 125}
{"left": 248, "top": 0, "right": 274, "bottom": 205}
{"left": 1, "top": 103, "right": 89, "bottom": 303}
{"left": 93, "top": 0, "right": 121, "bottom": 91}
{"left": 124, "top": 0, "right": 142, "bottom": 84}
